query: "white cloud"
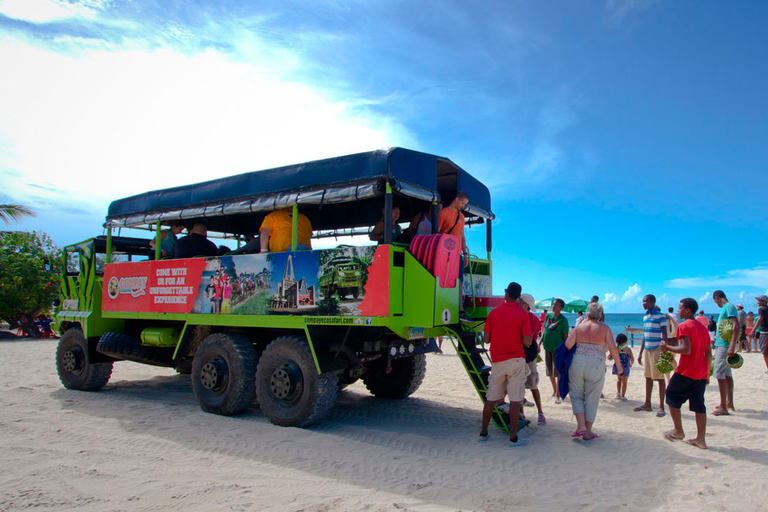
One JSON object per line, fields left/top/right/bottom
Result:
{"left": 621, "top": 283, "right": 642, "bottom": 301}
{"left": 667, "top": 266, "right": 768, "bottom": 289}
{"left": 0, "top": 35, "right": 415, "bottom": 223}
{"left": 0, "top": 0, "right": 106, "bottom": 24}
{"left": 603, "top": 283, "right": 642, "bottom": 309}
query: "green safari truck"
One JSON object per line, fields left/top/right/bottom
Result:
{"left": 55, "top": 147, "right": 496, "bottom": 427}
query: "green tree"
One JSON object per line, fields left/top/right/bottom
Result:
{"left": 0, "top": 231, "right": 61, "bottom": 327}
{"left": 0, "top": 204, "right": 35, "bottom": 224}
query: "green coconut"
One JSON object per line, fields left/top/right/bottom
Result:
{"left": 655, "top": 351, "right": 675, "bottom": 374}
{"left": 717, "top": 319, "right": 734, "bottom": 342}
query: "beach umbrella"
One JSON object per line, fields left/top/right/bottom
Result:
{"left": 534, "top": 297, "right": 555, "bottom": 311}
{"left": 564, "top": 299, "right": 589, "bottom": 313}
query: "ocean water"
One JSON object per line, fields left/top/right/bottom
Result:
{"left": 561, "top": 313, "right": 646, "bottom": 333}
{"left": 558, "top": 312, "right": 716, "bottom": 347}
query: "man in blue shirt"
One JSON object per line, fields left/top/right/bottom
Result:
{"left": 635, "top": 294, "right": 668, "bottom": 417}
{"left": 711, "top": 290, "right": 738, "bottom": 416}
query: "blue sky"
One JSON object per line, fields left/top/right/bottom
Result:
{"left": 1, "top": 0, "right": 767, "bottom": 313}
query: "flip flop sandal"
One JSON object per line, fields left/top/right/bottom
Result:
{"left": 663, "top": 431, "right": 684, "bottom": 442}
{"left": 712, "top": 408, "right": 730, "bottom": 416}
{"left": 571, "top": 430, "right": 588, "bottom": 438}
{"left": 581, "top": 433, "right": 601, "bottom": 441}
{"left": 656, "top": 410, "right": 666, "bottom": 417}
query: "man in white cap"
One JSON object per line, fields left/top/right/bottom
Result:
{"left": 752, "top": 295, "right": 768, "bottom": 373}
{"left": 518, "top": 293, "right": 546, "bottom": 425}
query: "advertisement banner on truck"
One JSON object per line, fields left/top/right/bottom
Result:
{"left": 102, "top": 246, "right": 389, "bottom": 316}
{"left": 103, "top": 259, "right": 207, "bottom": 313}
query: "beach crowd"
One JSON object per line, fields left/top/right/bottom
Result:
{"left": 479, "top": 285, "right": 768, "bottom": 450}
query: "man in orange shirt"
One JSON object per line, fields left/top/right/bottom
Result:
{"left": 259, "top": 208, "right": 312, "bottom": 253}
{"left": 438, "top": 191, "right": 469, "bottom": 265}
{"left": 438, "top": 191, "right": 469, "bottom": 318}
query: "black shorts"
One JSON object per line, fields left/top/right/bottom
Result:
{"left": 739, "top": 326, "right": 747, "bottom": 341}
{"left": 665, "top": 373, "right": 706, "bottom": 414}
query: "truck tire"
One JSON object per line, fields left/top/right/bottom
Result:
{"left": 256, "top": 335, "right": 338, "bottom": 427}
{"left": 362, "top": 354, "right": 426, "bottom": 399}
{"left": 97, "top": 332, "right": 173, "bottom": 367}
{"left": 192, "top": 333, "right": 257, "bottom": 416}
{"left": 56, "top": 328, "right": 113, "bottom": 391}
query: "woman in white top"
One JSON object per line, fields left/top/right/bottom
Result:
{"left": 406, "top": 202, "right": 442, "bottom": 240}
{"left": 565, "top": 302, "right": 623, "bottom": 440}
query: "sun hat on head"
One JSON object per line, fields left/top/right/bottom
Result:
{"left": 737, "top": 304, "right": 744, "bottom": 308}
{"left": 756, "top": 295, "right": 768, "bottom": 302}
{"left": 520, "top": 293, "right": 535, "bottom": 311}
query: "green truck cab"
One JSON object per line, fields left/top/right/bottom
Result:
{"left": 55, "top": 148, "right": 496, "bottom": 428}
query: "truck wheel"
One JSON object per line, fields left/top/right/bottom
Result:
{"left": 362, "top": 354, "right": 426, "bottom": 399}
{"left": 56, "top": 328, "right": 113, "bottom": 391}
{"left": 256, "top": 335, "right": 338, "bottom": 427}
{"left": 352, "top": 288, "right": 360, "bottom": 299}
{"left": 192, "top": 333, "right": 257, "bottom": 416}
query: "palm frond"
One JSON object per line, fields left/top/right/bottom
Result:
{"left": 0, "top": 204, "right": 36, "bottom": 224}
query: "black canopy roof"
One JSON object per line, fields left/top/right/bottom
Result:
{"left": 105, "top": 147, "right": 493, "bottom": 235}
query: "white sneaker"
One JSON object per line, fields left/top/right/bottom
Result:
{"left": 478, "top": 433, "right": 490, "bottom": 443}
{"left": 509, "top": 437, "right": 529, "bottom": 448}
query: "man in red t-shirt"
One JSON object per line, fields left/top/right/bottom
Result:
{"left": 660, "top": 297, "right": 713, "bottom": 449}
{"left": 478, "top": 282, "right": 532, "bottom": 447}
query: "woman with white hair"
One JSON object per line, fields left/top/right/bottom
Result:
{"left": 565, "top": 302, "right": 623, "bottom": 440}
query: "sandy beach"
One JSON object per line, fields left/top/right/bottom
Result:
{"left": 1, "top": 334, "right": 767, "bottom": 512}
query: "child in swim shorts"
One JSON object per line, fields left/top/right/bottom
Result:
{"left": 610, "top": 333, "right": 634, "bottom": 401}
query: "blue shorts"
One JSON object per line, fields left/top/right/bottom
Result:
{"left": 665, "top": 373, "right": 706, "bottom": 414}
{"left": 612, "top": 363, "right": 630, "bottom": 377}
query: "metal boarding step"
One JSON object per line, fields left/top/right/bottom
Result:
{"left": 445, "top": 326, "right": 529, "bottom": 433}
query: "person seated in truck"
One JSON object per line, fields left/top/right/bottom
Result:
{"left": 405, "top": 201, "right": 442, "bottom": 241}
{"left": 230, "top": 234, "right": 261, "bottom": 255}
{"left": 369, "top": 205, "right": 403, "bottom": 243}
{"left": 259, "top": 208, "right": 312, "bottom": 253}
{"left": 149, "top": 220, "right": 185, "bottom": 258}
{"left": 174, "top": 222, "right": 219, "bottom": 258}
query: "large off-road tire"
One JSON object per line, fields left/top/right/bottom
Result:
{"left": 56, "top": 328, "right": 113, "bottom": 391}
{"left": 256, "top": 335, "right": 338, "bottom": 427}
{"left": 362, "top": 354, "right": 426, "bottom": 399}
{"left": 191, "top": 333, "right": 257, "bottom": 416}
{"left": 97, "top": 332, "right": 173, "bottom": 367}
